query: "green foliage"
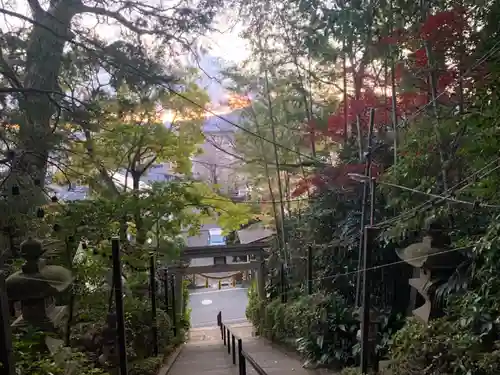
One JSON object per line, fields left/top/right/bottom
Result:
{"left": 14, "top": 329, "right": 106, "bottom": 375}
{"left": 389, "top": 317, "right": 500, "bottom": 375}
{"left": 387, "top": 212, "right": 500, "bottom": 375}
{"left": 73, "top": 291, "right": 173, "bottom": 362}
{"left": 246, "top": 286, "right": 357, "bottom": 367}
{"left": 339, "top": 368, "right": 363, "bottom": 375}
{"left": 129, "top": 356, "right": 165, "bottom": 375}
{"left": 181, "top": 279, "right": 192, "bottom": 330}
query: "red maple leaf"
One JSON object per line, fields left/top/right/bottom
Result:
{"left": 414, "top": 48, "right": 428, "bottom": 68}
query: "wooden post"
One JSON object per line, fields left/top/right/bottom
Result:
{"left": 111, "top": 238, "right": 128, "bottom": 375}
{"left": 163, "top": 269, "right": 169, "bottom": 312}
{"left": 170, "top": 275, "right": 177, "bottom": 338}
{"left": 149, "top": 254, "right": 158, "bottom": 356}
{"left": 280, "top": 263, "right": 287, "bottom": 303}
{"left": 0, "top": 272, "right": 14, "bottom": 375}
{"left": 307, "top": 246, "right": 313, "bottom": 295}
{"left": 257, "top": 253, "right": 266, "bottom": 300}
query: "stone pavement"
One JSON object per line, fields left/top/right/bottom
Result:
{"left": 166, "top": 326, "right": 238, "bottom": 375}
{"left": 165, "top": 323, "right": 336, "bottom": 375}
{"left": 227, "top": 322, "right": 319, "bottom": 375}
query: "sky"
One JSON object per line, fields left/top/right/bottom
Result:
{"left": 1, "top": 1, "right": 249, "bottom": 106}
{"left": 194, "top": 21, "right": 250, "bottom": 106}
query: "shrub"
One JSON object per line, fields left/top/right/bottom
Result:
{"left": 246, "top": 288, "right": 358, "bottom": 368}
{"left": 73, "top": 291, "right": 173, "bottom": 362}
{"left": 180, "top": 279, "right": 191, "bottom": 330}
{"left": 129, "top": 356, "right": 164, "bottom": 375}
{"left": 339, "top": 368, "right": 362, "bottom": 375}
{"left": 14, "top": 329, "right": 106, "bottom": 375}
{"left": 389, "top": 316, "right": 500, "bottom": 375}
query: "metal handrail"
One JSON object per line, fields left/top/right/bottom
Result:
{"left": 217, "top": 311, "right": 268, "bottom": 375}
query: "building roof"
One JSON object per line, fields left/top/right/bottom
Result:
{"left": 237, "top": 222, "right": 275, "bottom": 244}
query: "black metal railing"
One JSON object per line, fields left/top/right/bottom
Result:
{"left": 217, "top": 311, "right": 268, "bottom": 375}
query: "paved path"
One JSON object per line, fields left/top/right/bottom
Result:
{"left": 165, "top": 323, "right": 335, "bottom": 375}
{"left": 189, "top": 288, "right": 249, "bottom": 328}
{"left": 166, "top": 326, "right": 238, "bottom": 375}
{"left": 227, "top": 322, "right": 318, "bottom": 375}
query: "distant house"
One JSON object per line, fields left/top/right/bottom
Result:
{"left": 187, "top": 227, "right": 250, "bottom": 270}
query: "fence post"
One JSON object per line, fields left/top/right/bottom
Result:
{"left": 111, "top": 238, "right": 128, "bottom": 375}
{"left": 163, "top": 269, "right": 169, "bottom": 312}
{"left": 0, "top": 272, "right": 14, "bottom": 375}
{"left": 232, "top": 334, "right": 236, "bottom": 364}
{"left": 227, "top": 327, "right": 230, "bottom": 354}
{"left": 223, "top": 324, "right": 226, "bottom": 345}
{"left": 238, "top": 338, "right": 246, "bottom": 375}
{"left": 170, "top": 274, "right": 177, "bottom": 338}
{"left": 307, "top": 246, "right": 313, "bottom": 295}
{"left": 149, "top": 254, "right": 158, "bottom": 356}
{"left": 280, "top": 263, "right": 287, "bottom": 303}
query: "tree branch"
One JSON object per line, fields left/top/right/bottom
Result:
{"left": 0, "top": 48, "right": 22, "bottom": 88}
{"left": 78, "top": 5, "right": 152, "bottom": 35}
{"left": 26, "top": 0, "right": 45, "bottom": 20}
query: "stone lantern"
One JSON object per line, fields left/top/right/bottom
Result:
{"left": 6, "top": 238, "right": 72, "bottom": 331}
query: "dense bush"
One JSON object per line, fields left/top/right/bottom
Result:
{"left": 72, "top": 291, "right": 173, "bottom": 363}
{"left": 128, "top": 356, "right": 165, "bottom": 375}
{"left": 180, "top": 279, "right": 191, "bottom": 331}
{"left": 389, "top": 316, "right": 500, "bottom": 375}
{"left": 14, "top": 329, "right": 106, "bottom": 375}
{"left": 246, "top": 284, "right": 358, "bottom": 368}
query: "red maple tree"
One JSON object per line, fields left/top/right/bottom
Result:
{"left": 292, "top": 7, "right": 486, "bottom": 198}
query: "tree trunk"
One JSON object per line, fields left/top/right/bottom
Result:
{"left": 132, "top": 172, "right": 147, "bottom": 246}
{"left": 1, "top": 2, "right": 77, "bottom": 257}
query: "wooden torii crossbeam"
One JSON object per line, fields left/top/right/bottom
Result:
{"left": 180, "top": 242, "right": 268, "bottom": 261}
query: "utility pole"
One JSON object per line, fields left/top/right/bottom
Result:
{"left": 354, "top": 108, "right": 375, "bottom": 307}
{"left": 360, "top": 226, "right": 378, "bottom": 374}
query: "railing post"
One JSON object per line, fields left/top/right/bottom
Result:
{"left": 232, "top": 334, "right": 236, "bottom": 364}
{"left": 227, "top": 327, "right": 230, "bottom": 354}
{"left": 223, "top": 324, "right": 226, "bottom": 345}
{"left": 217, "top": 311, "right": 222, "bottom": 327}
{"left": 238, "top": 339, "right": 246, "bottom": 375}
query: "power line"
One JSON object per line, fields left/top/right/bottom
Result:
{"left": 13, "top": 244, "right": 472, "bottom": 287}
{"left": 3, "top": 8, "right": 500, "bottom": 222}
{"left": 0, "top": 8, "right": 324, "bottom": 167}
{"left": 381, "top": 180, "right": 500, "bottom": 209}
{"left": 268, "top": 244, "right": 472, "bottom": 300}
{"left": 378, "top": 157, "right": 500, "bottom": 227}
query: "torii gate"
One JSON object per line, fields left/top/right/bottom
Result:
{"left": 165, "top": 242, "right": 269, "bottom": 322}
